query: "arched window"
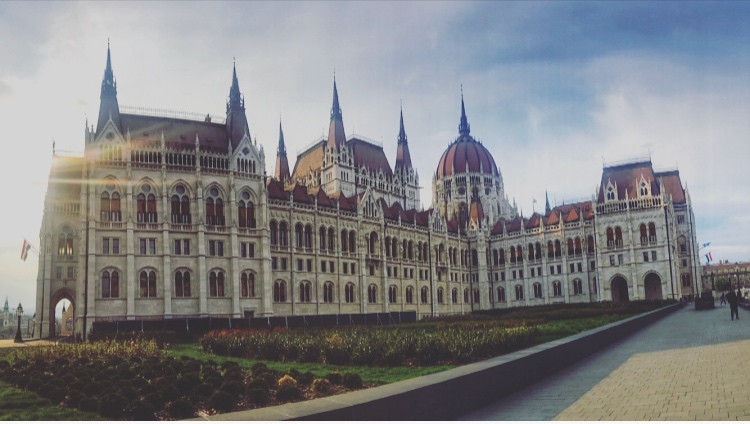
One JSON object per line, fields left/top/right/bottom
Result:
{"left": 345, "top": 283, "right": 355, "bottom": 303}
{"left": 174, "top": 270, "right": 191, "bottom": 297}
{"left": 510, "top": 246, "right": 516, "bottom": 263}
{"left": 606, "top": 228, "right": 614, "bottom": 247}
{"left": 472, "top": 249, "right": 479, "bottom": 266}
{"left": 241, "top": 272, "right": 255, "bottom": 297}
{"left": 499, "top": 248, "right": 506, "bottom": 265}
{"left": 573, "top": 278, "right": 583, "bottom": 295}
{"left": 319, "top": 226, "right": 326, "bottom": 251}
{"left": 341, "top": 230, "right": 348, "bottom": 253}
{"left": 299, "top": 282, "right": 311, "bottom": 302}
{"left": 389, "top": 285, "right": 397, "bottom": 303}
{"left": 514, "top": 284, "right": 524, "bottom": 301}
{"left": 327, "top": 228, "right": 335, "bottom": 252}
{"left": 567, "top": 239, "right": 574, "bottom": 256}
{"left": 305, "top": 225, "right": 313, "bottom": 249}
{"left": 553, "top": 281, "right": 562, "bottom": 297}
{"left": 349, "top": 231, "right": 356, "bottom": 254}
{"left": 535, "top": 243, "right": 542, "bottom": 260}
{"left": 273, "top": 281, "right": 286, "bottom": 302}
{"left": 464, "top": 288, "right": 469, "bottom": 303}
{"left": 209, "top": 271, "right": 225, "bottom": 297}
{"left": 100, "top": 183, "right": 122, "bottom": 222}
{"left": 295, "top": 223, "right": 304, "bottom": 248}
{"left": 102, "top": 270, "right": 119, "bottom": 298}
{"left": 489, "top": 287, "right": 494, "bottom": 303}
{"left": 648, "top": 223, "right": 657, "bottom": 242}
{"left": 437, "top": 287, "right": 444, "bottom": 304}
{"left": 205, "top": 187, "right": 225, "bottom": 226}
{"left": 408, "top": 240, "right": 414, "bottom": 260}
{"left": 533, "top": 282, "right": 542, "bottom": 299}
{"left": 139, "top": 270, "right": 157, "bottom": 298}
{"left": 452, "top": 288, "right": 458, "bottom": 304}
{"left": 528, "top": 243, "right": 535, "bottom": 261}
{"left": 270, "top": 221, "right": 278, "bottom": 246}
{"left": 406, "top": 286, "right": 414, "bottom": 304}
{"left": 516, "top": 245, "right": 523, "bottom": 263}
{"left": 368, "top": 284, "right": 377, "bottom": 303}
{"left": 640, "top": 224, "right": 648, "bottom": 244}
{"left": 554, "top": 240, "right": 561, "bottom": 258}
{"left": 58, "top": 227, "right": 75, "bottom": 256}
{"left": 421, "top": 286, "right": 429, "bottom": 304}
{"left": 615, "top": 227, "right": 623, "bottom": 246}
{"left": 323, "top": 282, "right": 334, "bottom": 303}
{"left": 171, "top": 184, "right": 191, "bottom": 224}
{"left": 574, "top": 237, "right": 582, "bottom": 255}
{"left": 393, "top": 238, "right": 399, "bottom": 259}
{"left": 385, "top": 237, "right": 391, "bottom": 258}
{"left": 369, "top": 232, "right": 379, "bottom": 255}
{"left": 279, "top": 222, "right": 288, "bottom": 247}
{"left": 497, "top": 286, "right": 505, "bottom": 302}
{"left": 473, "top": 289, "right": 479, "bottom": 303}
{"left": 547, "top": 241, "right": 554, "bottom": 259}
{"left": 136, "top": 184, "right": 158, "bottom": 223}
{"left": 403, "top": 239, "right": 408, "bottom": 259}
{"left": 238, "top": 192, "right": 256, "bottom": 228}
{"left": 588, "top": 235, "right": 595, "bottom": 253}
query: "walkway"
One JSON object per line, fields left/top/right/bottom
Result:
{"left": 462, "top": 303, "right": 750, "bottom": 421}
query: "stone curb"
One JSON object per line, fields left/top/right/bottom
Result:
{"left": 190, "top": 303, "right": 679, "bottom": 421}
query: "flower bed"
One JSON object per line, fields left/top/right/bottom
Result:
{"left": 200, "top": 323, "right": 538, "bottom": 366}
{"left": 0, "top": 342, "right": 367, "bottom": 420}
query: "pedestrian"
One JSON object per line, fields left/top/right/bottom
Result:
{"left": 727, "top": 289, "right": 739, "bottom": 320}
{"left": 720, "top": 292, "right": 726, "bottom": 305}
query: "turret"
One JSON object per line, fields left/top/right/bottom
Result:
{"left": 226, "top": 61, "right": 251, "bottom": 149}
{"left": 458, "top": 88, "right": 470, "bottom": 137}
{"left": 274, "top": 120, "right": 291, "bottom": 184}
{"left": 96, "top": 41, "right": 121, "bottom": 135}
{"left": 326, "top": 76, "right": 346, "bottom": 150}
{"left": 394, "top": 106, "right": 412, "bottom": 174}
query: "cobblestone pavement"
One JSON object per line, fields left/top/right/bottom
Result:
{"left": 461, "top": 303, "right": 750, "bottom": 421}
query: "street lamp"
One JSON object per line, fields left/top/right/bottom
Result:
{"left": 13, "top": 303, "right": 23, "bottom": 343}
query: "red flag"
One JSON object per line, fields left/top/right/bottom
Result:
{"left": 21, "top": 239, "right": 31, "bottom": 261}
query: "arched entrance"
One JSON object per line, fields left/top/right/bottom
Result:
{"left": 610, "top": 276, "right": 629, "bottom": 303}
{"left": 644, "top": 272, "right": 663, "bottom": 300}
{"left": 50, "top": 288, "right": 75, "bottom": 338}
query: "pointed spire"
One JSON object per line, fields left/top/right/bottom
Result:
{"left": 545, "top": 191, "right": 551, "bottom": 214}
{"left": 395, "top": 105, "right": 412, "bottom": 173}
{"left": 275, "top": 119, "right": 291, "bottom": 184}
{"left": 226, "top": 60, "right": 251, "bottom": 147}
{"left": 96, "top": 40, "right": 121, "bottom": 135}
{"left": 458, "top": 86, "right": 470, "bottom": 137}
{"left": 326, "top": 74, "right": 346, "bottom": 150}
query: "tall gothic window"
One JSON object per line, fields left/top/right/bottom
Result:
{"left": 241, "top": 272, "right": 255, "bottom": 297}
{"left": 58, "top": 226, "right": 75, "bottom": 256}
{"left": 238, "top": 192, "right": 256, "bottom": 228}
{"left": 209, "top": 271, "right": 225, "bottom": 297}
{"left": 205, "top": 187, "right": 225, "bottom": 226}
{"left": 299, "top": 282, "right": 311, "bottom": 302}
{"left": 345, "top": 283, "right": 355, "bottom": 303}
{"left": 100, "top": 183, "right": 121, "bottom": 222}
{"left": 102, "top": 270, "right": 119, "bottom": 298}
{"left": 323, "top": 282, "right": 334, "bottom": 303}
{"left": 368, "top": 284, "right": 377, "bottom": 303}
{"left": 136, "top": 184, "right": 157, "bottom": 223}
{"left": 270, "top": 221, "right": 278, "bottom": 246}
{"left": 174, "top": 270, "right": 191, "bottom": 297}
{"left": 389, "top": 285, "right": 397, "bottom": 303}
{"left": 406, "top": 286, "right": 414, "bottom": 304}
{"left": 497, "top": 287, "right": 505, "bottom": 302}
{"left": 171, "top": 185, "right": 191, "bottom": 224}
{"left": 273, "top": 281, "right": 287, "bottom": 302}
{"left": 421, "top": 286, "right": 429, "bottom": 304}
{"left": 139, "top": 270, "right": 157, "bottom": 298}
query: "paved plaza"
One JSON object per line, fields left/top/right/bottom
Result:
{"left": 462, "top": 303, "right": 750, "bottom": 421}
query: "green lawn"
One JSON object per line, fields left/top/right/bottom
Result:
{"left": 0, "top": 381, "right": 100, "bottom": 421}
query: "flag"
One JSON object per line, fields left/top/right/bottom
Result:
{"left": 21, "top": 239, "right": 32, "bottom": 261}
{"left": 705, "top": 252, "right": 713, "bottom": 263}
{"left": 702, "top": 242, "right": 711, "bottom": 248}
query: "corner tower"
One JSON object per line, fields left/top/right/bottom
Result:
{"left": 95, "top": 41, "right": 121, "bottom": 136}
{"left": 394, "top": 107, "right": 420, "bottom": 210}
{"left": 320, "top": 76, "right": 355, "bottom": 197}
{"left": 226, "top": 62, "right": 251, "bottom": 148}
{"left": 274, "top": 121, "right": 291, "bottom": 186}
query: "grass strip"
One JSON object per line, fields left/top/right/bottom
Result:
{"left": 0, "top": 380, "right": 100, "bottom": 421}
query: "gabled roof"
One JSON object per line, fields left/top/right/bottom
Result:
{"left": 564, "top": 208, "right": 580, "bottom": 223}
{"left": 291, "top": 184, "right": 312, "bottom": 204}
{"left": 506, "top": 216, "right": 522, "bottom": 233}
{"left": 121, "top": 114, "right": 229, "bottom": 153}
{"left": 338, "top": 193, "right": 357, "bottom": 212}
{"left": 415, "top": 210, "right": 432, "bottom": 227}
{"left": 598, "top": 160, "right": 660, "bottom": 202}
{"left": 315, "top": 188, "right": 334, "bottom": 208}
{"left": 291, "top": 139, "right": 325, "bottom": 182}
{"left": 656, "top": 170, "right": 686, "bottom": 204}
{"left": 266, "top": 178, "right": 288, "bottom": 201}
{"left": 350, "top": 137, "right": 394, "bottom": 177}
{"left": 545, "top": 210, "right": 559, "bottom": 226}
{"left": 491, "top": 219, "right": 505, "bottom": 235}
{"left": 526, "top": 213, "right": 542, "bottom": 229}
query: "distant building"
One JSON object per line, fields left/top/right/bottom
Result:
{"left": 34, "top": 46, "right": 701, "bottom": 338}
{"left": 701, "top": 261, "right": 750, "bottom": 292}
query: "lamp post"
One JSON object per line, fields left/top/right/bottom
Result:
{"left": 13, "top": 303, "right": 23, "bottom": 343}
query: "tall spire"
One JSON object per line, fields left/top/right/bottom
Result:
{"left": 545, "top": 191, "right": 551, "bottom": 214}
{"left": 326, "top": 75, "right": 346, "bottom": 150}
{"left": 96, "top": 40, "right": 121, "bottom": 135}
{"left": 275, "top": 120, "right": 291, "bottom": 183}
{"left": 226, "top": 60, "right": 250, "bottom": 147}
{"left": 458, "top": 86, "right": 471, "bottom": 137}
{"left": 395, "top": 105, "right": 412, "bottom": 172}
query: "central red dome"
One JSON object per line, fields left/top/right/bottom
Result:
{"left": 436, "top": 97, "right": 499, "bottom": 178}
{"left": 436, "top": 136, "right": 499, "bottom": 178}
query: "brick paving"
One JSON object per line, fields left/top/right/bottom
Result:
{"left": 461, "top": 303, "right": 750, "bottom": 421}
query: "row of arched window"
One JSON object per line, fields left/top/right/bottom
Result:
{"left": 100, "top": 269, "right": 256, "bottom": 299}
{"left": 97, "top": 183, "right": 257, "bottom": 228}
{"left": 490, "top": 236, "right": 596, "bottom": 267}
{"left": 606, "top": 224, "right": 657, "bottom": 247}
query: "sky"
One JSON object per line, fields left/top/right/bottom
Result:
{"left": 0, "top": 1, "right": 748, "bottom": 316}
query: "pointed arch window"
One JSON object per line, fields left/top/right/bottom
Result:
{"left": 205, "top": 187, "right": 225, "bottom": 226}
{"left": 323, "top": 282, "right": 334, "bottom": 303}
{"left": 279, "top": 222, "right": 288, "bottom": 247}
{"left": 497, "top": 286, "right": 505, "bottom": 302}
{"left": 573, "top": 278, "right": 583, "bottom": 295}
{"left": 295, "top": 223, "right": 304, "bottom": 248}
{"left": 515, "top": 284, "right": 524, "bottom": 301}
{"left": 100, "top": 186, "right": 121, "bottom": 222}
{"left": 452, "top": 288, "right": 459, "bottom": 304}
{"left": 533, "top": 282, "right": 543, "bottom": 299}
{"left": 421, "top": 286, "right": 429, "bottom": 304}
{"left": 606, "top": 228, "right": 615, "bottom": 248}
{"left": 241, "top": 272, "right": 255, "bottom": 297}
{"left": 319, "top": 226, "right": 327, "bottom": 251}
{"left": 209, "top": 270, "right": 225, "bottom": 297}
{"left": 305, "top": 225, "right": 313, "bottom": 249}
{"left": 349, "top": 231, "right": 356, "bottom": 254}
{"left": 58, "top": 227, "right": 75, "bottom": 256}
{"left": 406, "top": 286, "right": 414, "bottom": 304}
{"left": 341, "top": 230, "right": 348, "bottom": 253}
{"left": 464, "top": 288, "right": 469, "bottom": 303}
{"left": 327, "top": 228, "right": 335, "bottom": 252}
{"left": 648, "top": 223, "right": 657, "bottom": 243}
{"left": 174, "top": 270, "right": 191, "bottom": 297}
{"left": 640, "top": 223, "right": 648, "bottom": 244}
{"left": 102, "top": 270, "right": 119, "bottom": 298}
{"left": 437, "top": 287, "right": 444, "bottom": 304}
{"left": 171, "top": 185, "right": 191, "bottom": 224}
{"left": 615, "top": 227, "right": 623, "bottom": 247}
{"left": 345, "top": 283, "right": 355, "bottom": 303}
{"left": 136, "top": 184, "right": 158, "bottom": 223}
{"left": 368, "top": 284, "right": 377, "bottom": 303}
{"left": 299, "top": 282, "right": 311, "bottom": 302}
{"left": 238, "top": 192, "right": 256, "bottom": 228}
{"left": 270, "top": 221, "right": 278, "bottom": 246}
{"left": 553, "top": 281, "right": 562, "bottom": 297}
{"left": 273, "top": 281, "right": 287, "bottom": 302}
{"left": 389, "top": 285, "right": 397, "bottom": 303}
{"left": 139, "top": 270, "right": 157, "bottom": 298}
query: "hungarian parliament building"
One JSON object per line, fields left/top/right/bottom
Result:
{"left": 35, "top": 47, "right": 701, "bottom": 337}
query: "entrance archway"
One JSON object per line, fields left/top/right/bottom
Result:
{"left": 50, "top": 288, "right": 75, "bottom": 338}
{"left": 610, "top": 276, "right": 629, "bottom": 303}
{"left": 644, "top": 272, "right": 663, "bottom": 300}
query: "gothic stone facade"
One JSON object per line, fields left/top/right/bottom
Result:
{"left": 34, "top": 48, "right": 701, "bottom": 337}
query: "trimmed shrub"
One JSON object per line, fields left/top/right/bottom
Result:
{"left": 311, "top": 378, "right": 331, "bottom": 395}
{"left": 205, "top": 376, "right": 223, "bottom": 389}
{"left": 248, "top": 378, "right": 270, "bottom": 392}
{"left": 144, "top": 392, "right": 165, "bottom": 410}
{"left": 37, "top": 383, "right": 55, "bottom": 398}
{"left": 297, "top": 371, "right": 315, "bottom": 386}
{"left": 221, "top": 380, "right": 245, "bottom": 399}
{"left": 275, "top": 385, "right": 301, "bottom": 402}
{"left": 79, "top": 396, "right": 99, "bottom": 413}
{"left": 25, "top": 379, "right": 42, "bottom": 392}
{"left": 247, "top": 388, "right": 268, "bottom": 406}
{"left": 208, "top": 391, "right": 234, "bottom": 413}
{"left": 167, "top": 398, "right": 194, "bottom": 419}
{"left": 250, "top": 362, "right": 268, "bottom": 374}
{"left": 342, "top": 373, "right": 362, "bottom": 389}
{"left": 325, "top": 372, "right": 343, "bottom": 385}
{"left": 125, "top": 399, "right": 155, "bottom": 421}
{"left": 65, "top": 390, "right": 84, "bottom": 408}
{"left": 277, "top": 375, "right": 297, "bottom": 389}
{"left": 98, "top": 393, "right": 127, "bottom": 419}
{"left": 117, "top": 386, "right": 139, "bottom": 403}
{"left": 139, "top": 384, "right": 157, "bottom": 397}
{"left": 0, "top": 360, "right": 9, "bottom": 369}
{"left": 49, "top": 387, "right": 67, "bottom": 404}
{"left": 160, "top": 384, "right": 181, "bottom": 402}
{"left": 193, "top": 383, "right": 214, "bottom": 400}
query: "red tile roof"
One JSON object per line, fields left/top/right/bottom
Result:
{"left": 121, "top": 114, "right": 229, "bottom": 154}
{"left": 291, "top": 184, "right": 312, "bottom": 204}
{"left": 266, "top": 179, "right": 288, "bottom": 201}
{"left": 350, "top": 138, "right": 393, "bottom": 177}
{"left": 655, "top": 170, "right": 686, "bottom": 204}
{"left": 598, "top": 160, "right": 660, "bottom": 202}
{"left": 436, "top": 136, "right": 499, "bottom": 178}
{"left": 291, "top": 139, "right": 325, "bottom": 183}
